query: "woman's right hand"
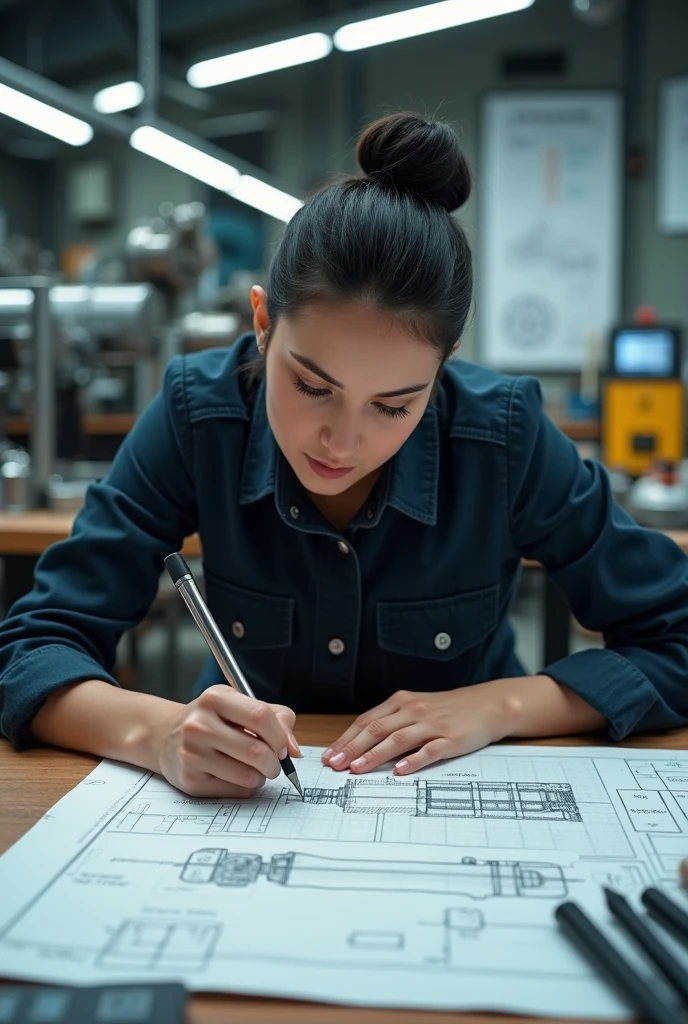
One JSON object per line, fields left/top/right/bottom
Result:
{"left": 152, "top": 684, "right": 300, "bottom": 798}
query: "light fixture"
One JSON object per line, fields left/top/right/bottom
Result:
{"left": 0, "top": 82, "right": 93, "bottom": 145}
{"left": 129, "top": 125, "right": 302, "bottom": 222}
{"left": 130, "top": 125, "right": 240, "bottom": 191}
{"left": 187, "top": 32, "right": 332, "bottom": 88}
{"left": 232, "top": 175, "right": 302, "bottom": 222}
{"left": 334, "top": 0, "right": 536, "bottom": 51}
{"left": 93, "top": 80, "right": 144, "bottom": 114}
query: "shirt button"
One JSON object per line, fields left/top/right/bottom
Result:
{"left": 337, "top": 541, "right": 349, "bottom": 554}
{"left": 328, "top": 637, "right": 346, "bottom": 656}
{"left": 289, "top": 505, "right": 300, "bottom": 519}
{"left": 366, "top": 509, "right": 375, "bottom": 520}
{"left": 434, "top": 632, "right": 452, "bottom": 651}
{"left": 231, "top": 621, "right": 245, "bottom": 639}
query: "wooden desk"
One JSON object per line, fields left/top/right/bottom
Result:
{"left": 3, "top": 719, "right": 688, "bottom": 1022}
{"left": 5, "top": 413, "right": 137, "bottom": 437}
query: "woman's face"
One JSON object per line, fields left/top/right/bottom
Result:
{"left": 252, "top": 287, "right": 441, "bottom": 497}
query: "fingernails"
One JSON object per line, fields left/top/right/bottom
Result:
{"left": 279, "top": 746, "right": 288, "bottom": 760}
{"left": 394, "top": 759, "right": 409, "bottom": 774}
{"left": 289, "top": 732, "right": 302, "bottom": 757}
{"left": 330, "top": 752, "right": 346, "bottom": 766}
{"left": 350, "top": 756, "right": 366, "bottom": 768}
{"left": 322, "top": 747, "right": 333, "bottom": 761}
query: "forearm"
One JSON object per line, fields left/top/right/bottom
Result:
{"left": 495, "top": 674, "right": 607, "bottom": 738}
{"left": 30, "top": 679, "right": 181, "bottom": 772}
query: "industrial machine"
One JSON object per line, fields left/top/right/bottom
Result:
{"left": 0, "top": 278, "right": 166, "bottom": 509}
{"left": 602, "top": 322, "right": 684, "bottom": 476}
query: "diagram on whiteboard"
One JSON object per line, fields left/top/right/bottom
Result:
{"left": 1, "top": 745, "right": 688, "bottom": 1018}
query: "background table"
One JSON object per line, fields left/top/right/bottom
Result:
{"left": 2, "top": 717, "right": 688, "bottom": 1023}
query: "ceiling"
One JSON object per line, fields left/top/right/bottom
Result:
{"left": 0, "top": 0, "right": 371, "bottom": 87}
{"left": 0, "top": 0, "right": 383, "bottom": 159}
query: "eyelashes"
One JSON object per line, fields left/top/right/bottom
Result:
{"left": 292, "top": 376, "right": 410, "bottom": 420}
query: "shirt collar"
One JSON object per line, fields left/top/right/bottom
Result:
{"left": 239, "top": 375, "right": 439, "bottom": 527}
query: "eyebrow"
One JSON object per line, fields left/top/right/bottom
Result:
{"left": 289, "top": 350, "right": 430, "bottom": 399}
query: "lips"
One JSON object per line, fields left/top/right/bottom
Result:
{"left": 305, "top": 454, "right": 356, "bottom": 479}
{"left": 311, "top": 457, "right": 351, "bottom": 471}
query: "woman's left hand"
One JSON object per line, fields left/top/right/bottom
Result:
{"left": 322, "top": 679, "right": 522, "bottom": 776}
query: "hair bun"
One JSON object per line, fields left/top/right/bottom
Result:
{"left": 356, "top": 111, "right": 471, "bottom": 213}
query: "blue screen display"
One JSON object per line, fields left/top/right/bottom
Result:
{"left": 613, "top": 329, "right": 675, "bottom": 376}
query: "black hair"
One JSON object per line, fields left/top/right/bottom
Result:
{"left": 261, "top": 111, "right": 473, "bottom": 364}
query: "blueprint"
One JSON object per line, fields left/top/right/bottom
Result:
{"left": 2, "top": 744, "right": 688, "bottom": 1015}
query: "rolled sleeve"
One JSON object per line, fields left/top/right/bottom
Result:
{"left": 507, "top": 375, "right": 688, "bottom": 739}
{"left": 0, "top": 356, "right": 198, "bottom": 748}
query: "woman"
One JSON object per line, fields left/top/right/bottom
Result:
{"left": 1, "top": 112, "right": 687, "bottom": 799}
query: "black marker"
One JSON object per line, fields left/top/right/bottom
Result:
{"left": 164, "top": 552, "right": 303, "bottom": 799}
{"left": 605, "top": 888, "right": 688, "bottom": 1005}
{"left": 555, "top": 900, "right": 682, "bottom": 1024}
{"left": 642, "top": 888, "right": 688, "bottom": 948}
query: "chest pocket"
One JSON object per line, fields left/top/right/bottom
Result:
{"left": 203, "top": 568, "right": 295, "bottom": 700}
{"left": 376, "top": 583, "right": 500, "bottom": 689}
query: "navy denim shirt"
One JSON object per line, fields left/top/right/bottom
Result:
{"left": 2, "top": 332, "right": 688, "bottom": 749}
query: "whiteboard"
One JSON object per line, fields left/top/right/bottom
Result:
{"left": 479, "top": 92, "right": 623, "bottom": 371}
{"left": 657, "top": 76, "right": 688, "bottom": 234}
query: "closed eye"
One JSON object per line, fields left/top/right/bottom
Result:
{"left": 292, "top": 376, "right": 330, "bottom": 399}
{"left": 293, "top": 375, "right": 410, "bottom": 419}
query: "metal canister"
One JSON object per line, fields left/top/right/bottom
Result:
{"left": 0, "top": 447, "right": 32, "bottom": 512}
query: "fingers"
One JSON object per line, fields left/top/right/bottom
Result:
{"left": 273, "top": 707, "right": 302, "bottom": 758}
{"left": 176, "top": 746, "right": 267, "bottom": 797}
{"left": 348, "top": 723, "right": 431, "bottom": 774}
{"left": 210, "top": 722, "right": 283, "bottom": 779}
{"left": 322, "top": 695, "right": 403, "bottom": 763}
{"left": 394, "top": 737, "right": 457, "bottom": 775}
{"left": 326, "top": 710, "right": 415, "bottom": 772}
{"left": 200, "top": 686, "right": 291, "bottom": 760}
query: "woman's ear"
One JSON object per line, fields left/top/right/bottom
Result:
{"left": 251, "top": 285, "right": 270, "bottom": 345}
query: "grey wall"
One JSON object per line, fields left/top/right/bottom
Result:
{"left": 0, "top": 153, "right": 40, "bottom": 239}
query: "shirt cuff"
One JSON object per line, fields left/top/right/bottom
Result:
{"left": 541, "top": 647, "right": 659, "bottom": 740}
{"left": 0, "top": 643, "right": 119, "bottom": 751}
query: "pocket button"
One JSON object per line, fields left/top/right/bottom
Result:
{"left": 434, "top": 631, "right": 452, "bottom": 651}
{"left": 231, "top": 620, "right": 246, "bottom": 639}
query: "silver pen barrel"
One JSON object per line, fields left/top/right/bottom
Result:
{"left": 164, "top": 551, "right": 304, "bottom": 800}
{"left": 173, "top": 574, "right": 256, "bottom": 700}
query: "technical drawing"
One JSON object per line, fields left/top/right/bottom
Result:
{"left": 114, "top": 779, "right": 582, "bottom": 845}
{"left": 98, "top": 919, "right": 221, "bottom": 973}
{"left": 297, "top": 778, "right": 582, "bottom": 821}
{"left": 179, "top": 848, "right": 568, "bottom": 899}
{"left": 348, "top": 932, "right": 404, "bottom": 951}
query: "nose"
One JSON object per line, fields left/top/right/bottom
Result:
{"left": 321, "top": 413, "right": 361, "bottom": 461}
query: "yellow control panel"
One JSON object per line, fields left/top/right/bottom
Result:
{"left": 603, "top": 378, "right": 684, "bottom": 475}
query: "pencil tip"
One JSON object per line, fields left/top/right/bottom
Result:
{"left": 288, "top": 772, "right": 304, "bottom": 800}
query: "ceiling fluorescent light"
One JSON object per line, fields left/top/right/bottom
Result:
{"left": 334, "top": 0, "right": 536, "bottom": 51}
{"left": 130, "top": 125, "right": 240, "bottom": 191}
{"left": 130, "top": 126, "right": 301, "bottom": 222}
{"left": 187, "top": 32, "right": 332, "bottom": 88}
{"left": 232, "top": 175, "right": 302, "bottom": 222}
{"left": 0, "top": 82, "right": 93, "bottom": 145}
{"left": 93, "top": 80, "right": 144, "bottom": 114}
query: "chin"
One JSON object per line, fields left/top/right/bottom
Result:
{"left": 304, "top": 470, "right": 359, "bottom": 493}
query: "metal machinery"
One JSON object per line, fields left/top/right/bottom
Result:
{"left": 0, "top": 200, "right": 250, "bottom": 510}
{"left": 0, "top": 278, "right": 166, "bottom": 508}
